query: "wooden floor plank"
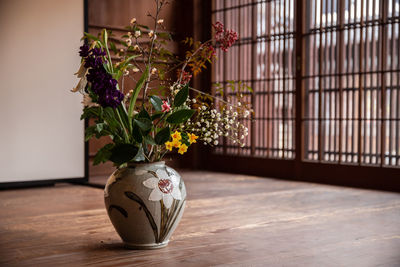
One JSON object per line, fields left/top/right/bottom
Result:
{"left": 1, "top": 171, "right": 399, "bottom": 266}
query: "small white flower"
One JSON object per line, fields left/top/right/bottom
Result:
{"left": 207, "top": 137, "right": 212, "bottom": 142}
{"left": 202, "top": 106, "right": 207, "bottom": 110}
{"left": 192, "top": 99, "right": 196, "bottom": 103}
{"left": 225, "top": 125, "right": 230, "bottom": 130}
{"left": 211, "top": 114, "right": 215, "bottom": 118}
{"left": 124, "top": 70, "right": 130, "bottom": 76}
{"left": 157, "top": 19, "right": 164, "bottom": 24}
{"left": 132, "top": 67, "right": 140, "bottom": 72}
{"left": 241, "top": 143, "right": 245, "bottom": 147}
{"left": 151, "top": 67, "right": 158, "bottom": 75}
{"left": 201, "top": 119, "right": 204, "bottom": 123}
{"left": 127, "top": 32, "right": 132, "bottom": 38}
{"left": 143, "top": 168, "right": 182, "bottom": 209}
{"left": 148, "top": 30, "right": 154, "bottom": 38}
{"left": 134, "top": 30, "right": 141, "bottom": 38}
{"left": 133, "top": 44, "right": 140, "bottom": 51}
{"left": 126, "top": 38, "right": 132, "bottom": 46}
{"left": 241, "top": 135, "right": 245, "bottom": 139}
{"left": 202, "top": 127, "right": 206, "bottom": 131}
{"left": 244, "top": 110, "right": 250, "bottom": 118}
{"left": 196, "top": 122, "right": 201, "bottom": 127}
{"left": 233, "top": 112, "right": 238, "bottom": 117}
{"left": 238, "top": 102, "right": 242, "bottom": 106}
{"left": 130, "top": 17, "right": 137, "bottom": 24}
{"left": 214, "top": 140, "right": 219, "bottom": 145}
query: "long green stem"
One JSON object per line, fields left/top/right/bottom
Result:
{"left": 115, "top": 108, "right": 130, "bottom": 142}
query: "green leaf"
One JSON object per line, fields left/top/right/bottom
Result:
{"left": 93, "top": 144, "right": 114, "bottom": 165}
{"left": 134, "top": 118, "right": 152, "bottom": 131}
{"left": 137, "top": 107, "right": 151, "bottom": 120}
{"left": 80, "top": 107, "right": 101, "bottom": 120}
{"left": 173, "top": 84, "right": 189, "bottom": 107}
{"left": 128, "top": 67, "right": 148, "bottom": 118}
{"left": 132, "top": 146, "right": 145, "bottom": 161}
{"left": 151, "top": 112, "right": 163, "bottom": 121}
{"left": 83, "top": 32, "right": 100, "bottom": 42}
{"left": 132, "top": 122, "right": 143, "bottom": 143}
{"left": 95, "top": 123, "right": 104, "bottom": 133}
{"left": 149, "top": 95, "right": 163, "bottom": 111}
{"left": 166, "top": 109, "right": 196, "bottom": 124}
{"left": 155, "top": 127, "right": 170, "bottom": 145}
{"left": 85, "top": 126, "right": 97, "bottom": 141}
{"left": 109, "top": 144, "right": 139, "bottom": 165}
{"left": 157, "top": 32, "right": 172, "bottom": 40}
{"left": 144, "top": 135, "right": 157, "bottom": 146}
{"left": 110, "top": 42, "right": 117, "bottom": 54}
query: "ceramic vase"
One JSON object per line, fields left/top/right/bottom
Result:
{"left": 104, "top": 161, "right": 186, "bottom": 249}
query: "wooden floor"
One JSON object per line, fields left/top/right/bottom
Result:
{"left": 1, "top": 171, "right": 400, "bottom": 267}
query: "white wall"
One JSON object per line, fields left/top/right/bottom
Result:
{"left": 0, "top": 0, "right": 85, "bottom": 182}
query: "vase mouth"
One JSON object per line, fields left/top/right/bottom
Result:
{"left": 127, "top": 161, "right": 165, "bottom": 168}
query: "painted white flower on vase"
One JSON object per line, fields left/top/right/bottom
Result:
{"left": 143, "top": 169, "right": 182, "bottom": 209}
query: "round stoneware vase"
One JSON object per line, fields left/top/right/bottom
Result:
{"left": 104, "top": 161, "right": 186, "bottom": 249}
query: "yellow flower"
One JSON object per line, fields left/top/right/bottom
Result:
{"left": 178, "top": 144, "right": 188, "bottom": 155}
{"left": 165, "top": 141, "right": 173, "bottom": 151}
{"left": 171, "top": 131, "right": 181, "bottom": 141}
{"left": 188, "top": 133, "right": 199, "bottom": 144}
{"left": 172, "top": 139, "right": 181, "bottom": 148}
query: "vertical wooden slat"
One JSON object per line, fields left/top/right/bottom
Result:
{"left": 266, "top": 0, "right": 271, "bottom": 157}
{"left": 222, "top": 0, "right": 228, "bottom": 155}
{"left": 317, "top": 0, "right": 323, "bottom": 162}
{"left": 250, "top": 0, "right": 257, "bottom": 156}
{"left": 338, "top": 0, "right": 344, "bottom": 164}
{"left": 295, "top": 0, "right": 304, "bottom": 175}
{"left": 358, "top": 0, "right": 364, "bottom": 165}
{"left": 282, "top": 0, "right": 287, "bottom": 158}
{"left": 396, "top": 21, "right": 400, "bottom": 166}
{"left": 237, "top": 0, "right": 242, "bottom": 156}
{"left": 380, "top": 0, "right": 388, "bottom": 166}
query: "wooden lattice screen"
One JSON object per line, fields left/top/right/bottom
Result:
{"left": 211, "top": 0, "right": 400, "bottom": 169}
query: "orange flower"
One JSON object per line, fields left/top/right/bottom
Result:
{"left": 171, "top": 131, "right": 181, "bottom": 141}
{"left": 188, "top": 133, "right": 198, "bottom": 144}
{"left": 171, "top": 139, "right": 181, "bottom": 148}
{"left": 165, "top": 141, "right": 173, "bottom": 151}
{"left": 178, "top": 144, "right": 188, "bottom": 155}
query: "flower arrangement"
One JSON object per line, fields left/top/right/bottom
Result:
{"left": 72, "top": 0, "right": 252, "bottom": 167}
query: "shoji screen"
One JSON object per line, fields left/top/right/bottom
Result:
{"left": 0, "top": 0, "right": 85, "bottom": 183}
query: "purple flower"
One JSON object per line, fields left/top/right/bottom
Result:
{"left": 91, "top": 47, "right": 106, "bottom": 57}
{"left": 79, "top": 45, "right": 124, "bottom": 108}
{"left": 79, "top": 44, "right": 90, "bottom": 57}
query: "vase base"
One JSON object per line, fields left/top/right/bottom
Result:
{"left": 124, "top": 240, "right": 169, "bottom": 250}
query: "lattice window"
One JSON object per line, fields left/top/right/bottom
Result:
{"left": 212, "top": 0, "right": 296, "bottom": 159}
{"left": 211, "top": 0, "right": 400, "bottom": 168}
{"left": 304, "top": 0, "right": 400, "bottom": 166}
